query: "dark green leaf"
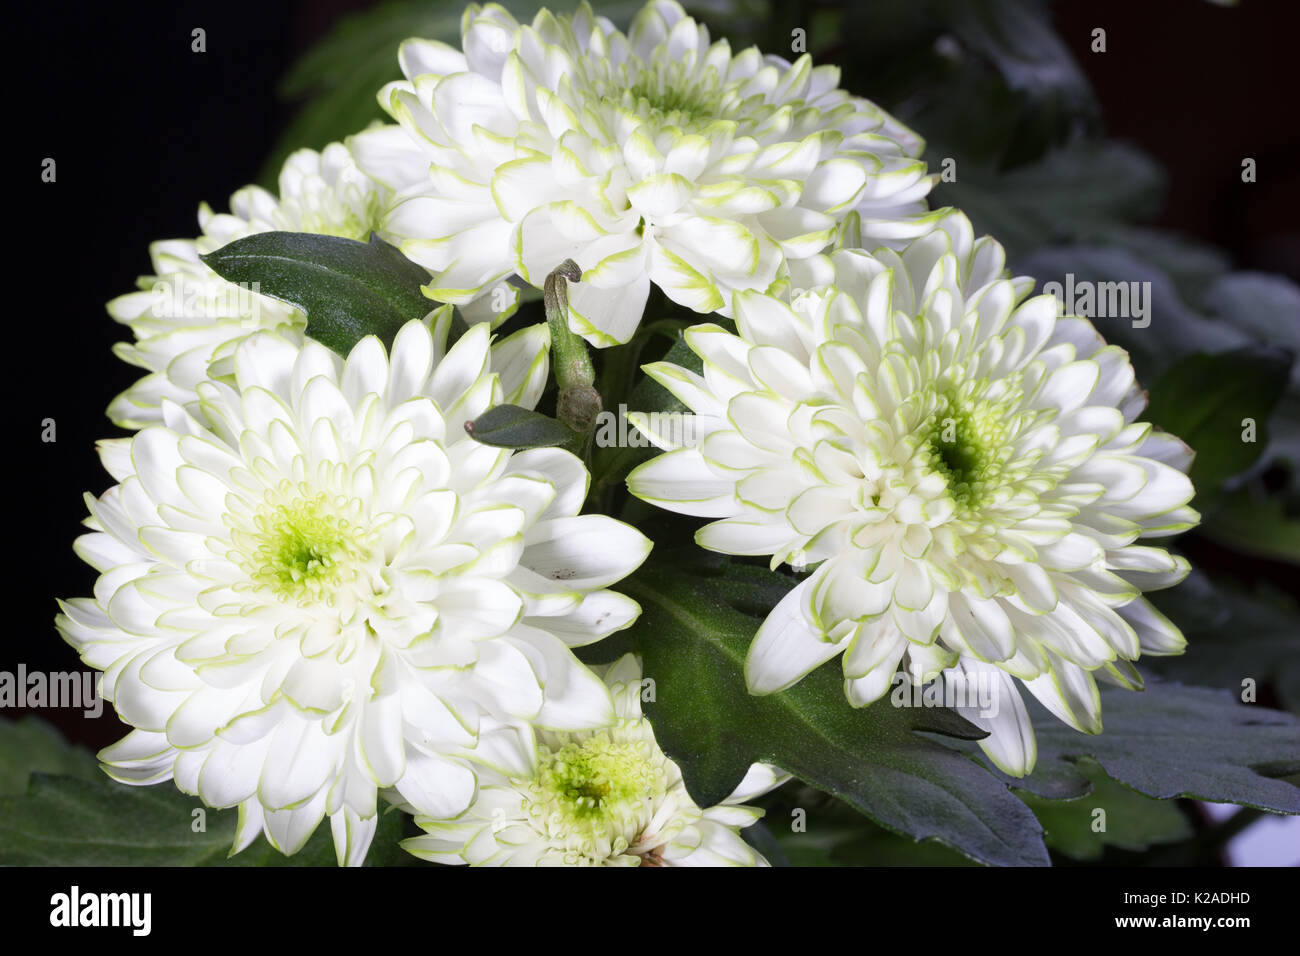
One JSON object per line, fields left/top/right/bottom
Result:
{"left": 1146, "top": 571, "right": 1300, "bottom": 713}
{"left": 1203, "top": 272, "right": 1300, "bottom": 351}
{"left": 1006, "top": 682, "right": 1300, "bottom": 813}
{"left": 0, "top": 772, "right": 409, "bottom": 867}
{"left": 737, "top": 821, "right": 791, "bottom": 866}
{"left": 838, "top": 0, "right": 1097, "bottom": 170}
{"left": 1200, "top": 272, "right": 1300, "bottom": 483}
{"left": 945, "top": 0, "right": 1097, "bottom": 153}
{"left": 937, "top": 141, "right": 1164, "bottom": 259}
{"left": 1145, "top": 346, "right": 1292, "bottom": 494}
{"left": 1199, "top": 489, "right": 1300, "bottom": 566}
{"left": 0, "top": 717, "right": 99, "bottom": 797}
{"left": 584, "top": 558, "right": 1051, "bottom": 866}
{"left": 1017, "top": 757, "right": 1193, "bottom": 861}
{"left": 1104, "top": 227, "right": 1231, "bottom": 304}
{"left": 763, "top": 784, "right": 977, "bottom": 866}
{"left": 464, "top": 404, "right": 576, "bottom": 448}
{"left": 200, "top": 231, "right": 437, "bottom": 355}
{"left": 625, "top": 330, "right": 703, "bottom": 414}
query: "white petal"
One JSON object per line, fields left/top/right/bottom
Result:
{"left": 745, "top": 579, "right": 844, "bottom": 694}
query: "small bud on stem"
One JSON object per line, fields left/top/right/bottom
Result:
{"left": 544, "top": 260, "right": 603, "bottom": 434}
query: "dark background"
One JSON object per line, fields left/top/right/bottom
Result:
{"left": 9, "top": 0, "right": 1299, "bottom": 750}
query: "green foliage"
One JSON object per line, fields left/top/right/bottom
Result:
{"left": 200, "top": 231, "right": 442, "bottom": 356}
{"left": 221, "top": 0, "right": 1300, "bottom": 869}
{"left": 1145, "top": 347, "right": 1292, "bottom": 497}
{"left": 464, "top": 403, "right": 578, "bottom": 448}
{"left": 0, "top": 717, "right": 99, "bottom": 797}
{"left": 1147, "top": 572, "right": 1300, "bottom": 714}
{"left": 1005, "top": 684, "right": 1300, "bottom": 813}
{"left": 1017, "top": 758, "right": 1193, "bottom": 861}
{"left": 761, "top": 785, "right": 979, "bottom": 866}
{"left": 937, "top": 142, "right": 1165, "bottom": 258}
{"left": 1199, "top": 490, "right": 1300, "bottom": 565}
{"left": 0, "top": 719, "right": 414, "bottom": 867}
{"left": 584, "top": 557, "right": 1054, "bottom": 866}
{"left": 32, "top": 0, "right": 1300, "bottom": 868}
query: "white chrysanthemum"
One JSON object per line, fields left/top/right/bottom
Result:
{"left": 58, "top": 316, "right": 652, "bottom": 865}
{"left": 403, "top": 653, "right": 786, "bottom": 865}
{"left": 627, "top": 212, "right": 1199, "bottom": 776}
{"left": 108, "top": 143, "right": 392, "bottom": 428}
{"left": 351, "top": 0, "right": 939, "bottom": 345}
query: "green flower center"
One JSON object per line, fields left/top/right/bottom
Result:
{"left": 611, "top": 58, "right": 727, "bottom": 129}
{"left": 920, "top": 391, "right": 1013, "bottom": 511}
{"left": 628, "top": 78, "right": 719, "bottom": 121}
{"left": 536, "top": 733, "right": 660, "bottom": 828}
{"left": 245, "top": 491, "right": 372, "bottom": 603}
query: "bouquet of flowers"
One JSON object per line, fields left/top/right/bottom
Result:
{"left": 23, "top": 0, "right": 1298, "bottom": 868}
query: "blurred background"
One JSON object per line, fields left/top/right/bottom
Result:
{"left": 9, "top": 0, "right": 1299, "bottom": 865}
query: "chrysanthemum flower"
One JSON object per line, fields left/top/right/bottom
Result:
{"left": 58, "top": 317, "right": 651, "bottom": 865}
{"left": 107, "top": 143, "right": 391, "bottom": 428}
{"left": 627, "top": 212, "right": 1198, "bottom": 775}
{"left": 351, "top": 0, "right": 939, "bottom": 345}
{"left": 403, "top": 653, "right": 785, "bottom": 865}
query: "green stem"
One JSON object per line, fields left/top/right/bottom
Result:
{"left": 543, "top": 260, "right": 602, "bottom": 436}
{"left": 544, "top": 260, "right": 595, "bottom": 391}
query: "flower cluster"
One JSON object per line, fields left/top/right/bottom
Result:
{"left": 628, "top": 212, "right": 1197, "bottom": 774}
{"left": 59, "top": 0, "right": 1197, "bottom": 867}
{"left": 61, "top": 318, "right": 652, "bottom": 863}
{"left": 351, "top": 0, "right": 939, "bottom": 344}
{"left": 403, "top": 655, "right": 784, "bottom": 866}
